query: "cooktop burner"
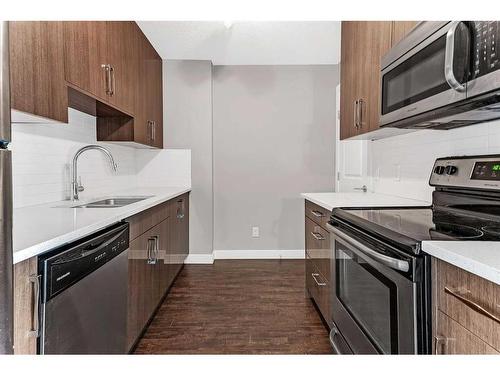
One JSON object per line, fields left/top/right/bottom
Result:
{"left": 339, "top": 207, "right": 500, "bottom": 242}
{"left": 430, "top": 222, "right": 484, "bottom": 240}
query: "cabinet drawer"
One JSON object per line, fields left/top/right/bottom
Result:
{"left": 435, "top": 259, "right": 500, "bottom": 351}
{"left": 306, "top": 255, "right": 331, "bottom": 327}
{"left": 127, "top": 201, "right": 169, "bottom": 241}
{"left": 305, "top": 200, "right": 329, "bottom": 229}
{"left": 435, "top": 311, "right": 499, "bottom": 354}
{"left": 305, "top": 216, "right": 331, "bottom": 281}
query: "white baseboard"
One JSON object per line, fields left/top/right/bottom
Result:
{"left": 213, "top": 249, "right": 304, "bottom": 260}
{"left": 184, "top": 253, "right": 214, "bottom": 264}
{"left": 184, "top": 249, "right": 305, "bottom": 264}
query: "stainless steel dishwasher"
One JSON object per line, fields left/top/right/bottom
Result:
{"left": 37, "top": 222, "right": 129, "bottom": 354}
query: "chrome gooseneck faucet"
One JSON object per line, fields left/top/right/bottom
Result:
{"left": 71, "top": 145, "right": 118, "bottom": 201}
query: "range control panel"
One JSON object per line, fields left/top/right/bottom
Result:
{"left": 429, "top": 155, "right": 500, "bottom": 190}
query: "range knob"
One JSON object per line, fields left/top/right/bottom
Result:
{"left": 434, "top": 166, "right": 445, "bottom": 175}
{"left": 445, "top": 165, "right": 458, "bottom": 175}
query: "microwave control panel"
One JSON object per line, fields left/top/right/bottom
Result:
{"left": 471, "top": 21, "right": 500, "bottom": 79}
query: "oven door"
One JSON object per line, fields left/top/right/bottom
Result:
{"left": 327, "top": 223, "right": 416, "bottom": 354}
{"left": 380, "top": 21, "right": 470, "bottom": 127}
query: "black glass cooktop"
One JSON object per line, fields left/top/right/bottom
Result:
{"left": 334, "top": 207, "right": 500, "bottom": 243}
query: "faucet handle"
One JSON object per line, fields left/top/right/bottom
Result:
{"left": 77, "top": 176, "right": 85, "bottom": 193}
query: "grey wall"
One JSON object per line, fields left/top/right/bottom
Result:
{"left": 164, "top": 60, "right": 213, "bottom": 255}
{"left": 212, "top": 65, "right": 339, "bottom": 252}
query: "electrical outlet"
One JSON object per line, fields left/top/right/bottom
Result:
{"left": 252, "top": 226, "right": 260, "bottom": 238}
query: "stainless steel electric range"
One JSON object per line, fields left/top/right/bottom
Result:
{"left": 327, "top": 155, "right": 500, "bottom": 354}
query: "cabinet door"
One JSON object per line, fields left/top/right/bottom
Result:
{"left": 305, "top": 217, "right": 330, "bottom": 280}
{"left": 127, "top": 226, "right": 161, "bottom": 350}
{"left": 13, "top": 257, "right": 38, "bottom": 354}
{"left": 63, "top": 21, "right": 108, "bottom": 101}
{"left": 134, "top": 30, "right": 156, "bottom": 147}
{"left": 9, "top": 21, "right": 68, "bottom": 123}
{"left": 357, "top": 21, "right": 392, "bottom": 134}
{"left": 339, "top": 21, "right": 357, "bottom": 140}
{"left": 339, "top": 21, "right": 392, "bottom": 139}
{"left": 391, "top": 21, "right": 418, "bottom": 47}
{"left": 156, "top": 218, "right": 172, "bottom": 295}
{"left": 150, "top": 50, "right": 163, "bottom": 149}
{"left": 106, "top": 21, "right": 137, "bottom": 115}
{"left": 305, "top": 254, "right": 331, "bottom": 327}
{"left": 435, "top": 311, "right": 499, "bottom": 354}
{"left": 169, "top": 194, "right": 189, "bottom": 280}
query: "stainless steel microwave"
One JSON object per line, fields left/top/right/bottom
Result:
{"left": 380, "top": 21, "right": 500, "bottom": 129}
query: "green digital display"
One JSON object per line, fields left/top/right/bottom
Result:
{"left": 472, "top": 161, "right": 500, "bottom": 180}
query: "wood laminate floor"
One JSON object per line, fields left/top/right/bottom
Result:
{"left": 133, "top": 259, "right": 332, "bottom": 354}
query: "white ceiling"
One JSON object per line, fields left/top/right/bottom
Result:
{"left": 137, "top": 21, "right": 341, "bottom": 65}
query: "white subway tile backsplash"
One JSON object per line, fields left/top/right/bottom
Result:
{"left": 369, "top": 120, "right": 500, "bottom": 202}
{"left": 10, "top": 108, "right": 191, "bottom": 208}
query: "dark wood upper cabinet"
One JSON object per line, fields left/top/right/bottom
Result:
{"left": 9, "top": 21, "right": 68, "bottom": 123}
{"left": 63, "top": 21, "right": 108, "bottom": 103}
{"left": 339, "top": 21, "right": 420, "bottom": 140}
{"left": 10, "top": 21, "right": 163, "bottom": 148}
{"left": 96, "top": 23, "right": 163, "bottom": 148}
{"left": 63, "top": 21, "right": 135, "bottom": 116}
{"left": 105, "top": 21, "right": 138, "bottom": 114}
{"left": 132, "top": 29, "right": 163, "bottom": 148}
{"left": 340, "top": 21, "right": 392, "bottom": 140}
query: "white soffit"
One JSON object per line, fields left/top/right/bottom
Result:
{"left": 136, "top": 21, "right": 341, "bottom": 65}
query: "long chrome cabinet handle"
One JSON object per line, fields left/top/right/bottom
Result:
{"left": 444, "top": 286, "right": 500, "bottom": 324}
{"left": 311, "top": 273, "right": 326, "bottom": 286}
{"left": 358, "top": 98, "right": 364, "bottom": 128}
{"left": 310, "top": 210, "right": 324, "bottom": 218}
{"left": 444, "top": 21, "right": 467, "bottom": 93}
{"left": 152, "top": 121, "right": 156, "bottom": 142}
{"left": 101, "top": 64, "right": 112, "bottom": 95}
{"left": 353, "top": 100, "right": 359, "bottom": 129}
{"left": 109, "top": 65, "right": 115, "bottom": 96}
{"left": 148, "top": 120, "right": 155, "bottom": 142}
{"left": 177, "top": 200, "right": 185, "bottom": 219}
{"left": 326, "top": 222, "right": 410, "bottom": 272}
{"left": 147, "top": 237, "right": 157, "bottom": 264}
{"left": 310, "top": 231, "right": 325, "bottom": 241}
{"left": 154, "top": 235, "right": 159, "bottom": 261}
{"left": 28, "top": 274, "right": 41, "bottom": 337}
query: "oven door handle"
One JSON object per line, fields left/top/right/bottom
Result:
{"left": 326, "top": 223, "right": 410, "bottom": 272}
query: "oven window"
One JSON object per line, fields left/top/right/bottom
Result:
{"left": 336, "top": 245, "right": 398, "bottom": 353}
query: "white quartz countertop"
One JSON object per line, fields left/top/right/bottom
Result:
{"left": 13, "top": 186, "right": 191, "bottom": 264}
{"left": 301, "top": 192, "right": 430, "bottom": 211}
{"left": 422, "top": 241, "right": 500, "bottom": 285}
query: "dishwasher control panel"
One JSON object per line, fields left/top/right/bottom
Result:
{"left": 39, "top": 223, "right": 129, "bottom": 301}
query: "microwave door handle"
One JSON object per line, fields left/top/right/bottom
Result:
{"left": 326, "top": 223, "right": 410, "bottom": 272}
{"left": 444, "top": 21, "right": 467, "bottom": 93}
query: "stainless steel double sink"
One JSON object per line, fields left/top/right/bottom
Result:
{"left": 71, "top": 196, "right": 152, "bottom": 208}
